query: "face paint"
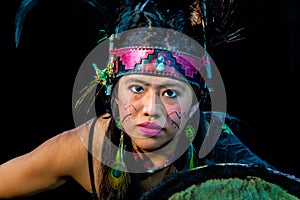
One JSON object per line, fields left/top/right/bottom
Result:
{"left": 112, "top": 74, "right": 196, "bottom": 152}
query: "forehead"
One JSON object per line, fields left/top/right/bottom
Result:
{"left": 119, "top": 74, "right": 192, "bottom": 89}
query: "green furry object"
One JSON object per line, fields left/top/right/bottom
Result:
{"left": 168, "top": 177, "right": 299, "bottom": 200}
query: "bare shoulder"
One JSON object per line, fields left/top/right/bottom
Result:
{"left": 0, "top": 115, "right": 111, "bottom": 198}
{"left": 74, "top": 114, "right": 110, "bottom": 152}
{"left": 20, "top": 115, "right": 111, "bottom": 191}
{"left": 56, "top": 114, "right": 110, "bottom": 192}
{"left": 24, "top": 114, "right": 111, "bottom": 193}
{"left": 47, "top": 114, "right": 109, "bottom": 165}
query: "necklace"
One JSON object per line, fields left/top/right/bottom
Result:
{"left": 133, "top": 149, "right": 176, "bottom": 173}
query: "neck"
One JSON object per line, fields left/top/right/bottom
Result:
{"left": 132, "top": 142, "right": 178, "bottom": 173}
{"left": 134, "top": 148, "right": 176, "bottom": 173}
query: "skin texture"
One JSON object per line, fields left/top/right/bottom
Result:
{"left": 114, "top": 75, "right": 198, "bottom": 171}
{"left": 0, "top": 74, "right": 197, "bottom": 199}
{"left": 115, "top": 75, "right": 194, "bottom": 151}
{"left": 0, "top": 118, "right": 99, "bottom": 199}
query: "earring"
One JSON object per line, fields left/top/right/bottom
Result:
{"left": 185, "top": 125, "right": 195, "bottom": 140}
{"left": 108, "top": 132, "right": 130, "bottom": 199}
{"left": 115, "top": 117, "right": 122, "bottom": 130}
{"left": 184, "top": 125, "right": 196, "bottom": 170}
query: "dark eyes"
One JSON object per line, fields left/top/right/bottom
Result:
{"left": 130, "top": 85, "right": 177, "bottom": 98}
{"left": 130, "top": 85, "right": 144, "bottom": 93}
{"left": 163, "top": 89, "right": 177, "bottom": 98}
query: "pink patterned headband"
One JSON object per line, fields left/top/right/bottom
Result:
{"left": 93, "top": 47, "right": 210, "bottom": 95}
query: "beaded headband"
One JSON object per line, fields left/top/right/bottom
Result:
{"left": 93, "top": 46, "right": 210, "bottom": 95}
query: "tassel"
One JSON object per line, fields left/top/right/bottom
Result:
{"left": 108, "top": 132, "right": 130, "bottom": 199}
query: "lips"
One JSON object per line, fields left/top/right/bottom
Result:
{"left": 138, "top": 122, "right": 164, "bottom": 136}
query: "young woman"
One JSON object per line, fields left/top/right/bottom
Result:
{"left": 2, "top": 0, "right": 299, "bottom": 199}
{"left": 0, "top": 27, "right": 274, "bottom": 200}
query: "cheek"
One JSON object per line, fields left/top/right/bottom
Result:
{"left": 119, "top": 95, "right": 141, "bottom": 117}
{"left": 116, "top": 94, "right": 140, "bottom": 128}
{"left": 127, "top": 96, "right": 141, "bottom": 116}
{"left": 114, "top": 91, "right": 128, "bottom": 119}
{"left": 165, "top": 99, "right": 192, "bottom": 129}
{"left": 166, "top": 105, "right": 187, "bottom": 130}
{"left": 119, "top": 94, "right": 148, "bottom": 118}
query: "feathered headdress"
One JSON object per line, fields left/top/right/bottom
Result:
{"left": 15, "top": 0, "right": 243, "bottom": 116}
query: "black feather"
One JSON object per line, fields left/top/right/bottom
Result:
{"left": 15, "top": 0, "right": 242, "bottom": 52}
{"left": 83, "top": 0, "right": 121, "bottom": 39}
{"left": 15, "top": 0, "right": 38, "bottom": 48}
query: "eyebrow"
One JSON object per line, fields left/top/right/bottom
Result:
{"left": 124, "top": 77, "right": 186, "bottom": 90}
{"left": 125, "top": 78, "right": 150, "bottom": 85}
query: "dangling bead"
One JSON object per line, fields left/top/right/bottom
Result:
{"left": 188, "top": 143, "right": 195, "bottom": 169}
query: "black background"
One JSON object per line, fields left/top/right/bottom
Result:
{"left": 1, "top": 0, "right": 299, "bottom": 199}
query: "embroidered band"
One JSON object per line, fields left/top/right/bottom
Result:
{"left": 93, "top": 47, "right": 210, "bottom": 95}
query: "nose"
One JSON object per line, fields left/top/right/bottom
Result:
{"left": 142, "top": 90, "right": 163, "bottom": 118}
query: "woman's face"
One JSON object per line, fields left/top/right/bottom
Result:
{"left": 114, "top": 74, "right": 197, "bottom": 152}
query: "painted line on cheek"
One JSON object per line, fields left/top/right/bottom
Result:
{"left": 123, "top": 104, "right": 138, "bottom": 112}
{"left": 122, "top": 113, "right": 132, "bottom": 124}
{"left": 170, "top": 119, "right": 179, "bottom": 129}
{"left": 167, "top": 111, "right": 187, "bottom": 120}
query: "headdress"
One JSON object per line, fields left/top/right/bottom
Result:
{"left": 94, "top": 40, "right": 211, "bottom": 96}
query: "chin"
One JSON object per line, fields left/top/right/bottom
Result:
{"left": 132, "top": 138, "right": 170, "bottom": 152}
